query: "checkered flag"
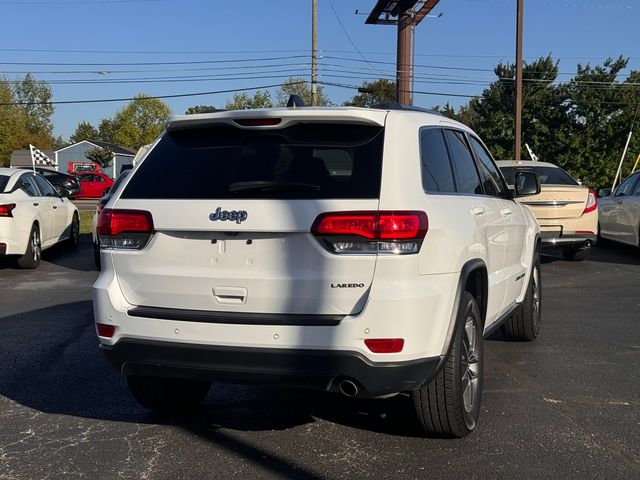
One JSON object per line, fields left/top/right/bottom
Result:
{"left": 29, "top": 144, "right": 56, "bottom": 167}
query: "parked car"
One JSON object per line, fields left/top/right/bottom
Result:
{"left": 92, "top": 169, "right": 131, "bottom": 269}
{"left": 93, "top": 103, "right": 541, "bottom": 438}
{"left": 497, "top": 160, "right": 597, "bottom": 261}
{"left": 72, "top": 172, "right": 114, "bottom": 198}
{"left": 598, "top": 171, "right": 640, "bottom": 249}
{"left": 18, "top": 167, "right": 81, "bottom": 196}
{"left": 0, "top": 168, "right": 79, "bottom": 269}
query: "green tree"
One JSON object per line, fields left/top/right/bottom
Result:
{"left": 275, "top": 77, "right": 331, "bottom": 107}
{"left": 185, "top": 105, "right": 217, "bottom": 114}
{"left": 343, "top": 79, "right": 396, "bottom": 107}
{"left": 225, "top": 91, "right": 273, "bottom": 110}
{"left": 0, "top": 80, "right": 27, "bottom": 166}
{"left": 466, "top": 55, "right": 569, "bottom": 162}
{"left": 69, "top": 121, "right": 99, "bottom": 144}
{"left": 85, "top": 146, "right": 113, "bottom": 169}
{"left": 563, "top": 56, "right": 640, "bottom": 187}
{"left": 14, "top": 73, "right": 55, "bottom": 148}
{"left": 98, "top": 118, "right": 117, "bottom": 144}
{"left": 110, "top": 94, "right": 171, "bottom": 149}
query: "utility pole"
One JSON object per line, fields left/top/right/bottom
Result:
{"left": 514, "top": 0, "right": 524, "bottom": 160}
{"left": 311, "top": 0, "right": 318, "bottom": 106}
{"left": 397, "top": 10, "right": 413, "bottom": 104}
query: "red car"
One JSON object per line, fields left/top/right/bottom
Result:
{"left": 72, "top": 172, "right": 114, "bottom": 198}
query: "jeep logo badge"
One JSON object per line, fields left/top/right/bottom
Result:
{"left": 209, "top": 207, "right": 248, "bottom": 224}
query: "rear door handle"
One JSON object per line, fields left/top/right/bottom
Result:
{"left": 501, "top": 208, "right": 513, "bottom": 216}
{"left": 33, "top": 202, "right": 39, "bottom": 207}
{"left": 472, "top": 207, "right": 486, "bottom": 216}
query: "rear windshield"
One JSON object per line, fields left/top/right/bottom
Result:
{"left": 0, "top": 175, "right": 9, "bottom": 192}
{"left": 121, "top": 123, "right": 385, "bottom": 199}
{"left": 499, "top": 166, "right": 578, "bottom": 186}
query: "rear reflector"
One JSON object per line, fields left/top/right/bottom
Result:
{"left": 365, "top": 338, "right": 404, "bottom": 353}
{"left": 582, "top": 189, "right": 597, "bottom": 215}
{"left": 0, "top": 203, "right": 16, "bottom": 217}
{"left": 234, "top": 118, "right": 282, "bottom": 127}
{"left": 96, "top": 323, "right": 116, "bottom": 338}
{"left": 97, "top": 209, "right": 154, "bottom": 250}
{"left": 312, "top": 211, "right": 428, "bottom": 255}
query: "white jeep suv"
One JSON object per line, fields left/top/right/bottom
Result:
{"left": 93, "top": 104, "right": 541, "bottom": 438}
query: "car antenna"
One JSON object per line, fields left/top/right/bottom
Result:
{"left": 287, "top": 95, "right": 305, "bottom": 109}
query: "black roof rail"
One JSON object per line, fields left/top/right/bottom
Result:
{"left": 372, "top": 103, "right": 445, "bottom": 116}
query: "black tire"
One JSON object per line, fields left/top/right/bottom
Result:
{"left": 127, "top": 375, "right": 211, "bottom": 414}
{"left": 66, "top": 213, "right": 80, "bottom": 249}
{"left": 17, "top": 224, "right": 41, "bottom": 269}
{"left": 561, "top": 245, "right": 590, "bottom": 261}
{"left": 93, "top": 241, "right": 101, "bottom": 270}
{"left": 504, "top": 250, "right": 542, "bottom": 341}
{"left": 411, "top": 292, "right": 483, "bottom": 438}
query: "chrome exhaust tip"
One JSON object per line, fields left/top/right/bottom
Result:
{"left": 339, "top": 379, "right": 359, "bottom": 397}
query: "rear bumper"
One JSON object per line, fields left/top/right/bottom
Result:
{"left": 100, "top": 339, "right": 444, "bottom": 396}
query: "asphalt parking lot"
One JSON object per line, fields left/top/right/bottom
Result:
{"left": 0, "top": 238, "right": 638, "bottom": 480}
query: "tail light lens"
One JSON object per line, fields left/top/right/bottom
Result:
{"left": 0, "top": 204, "right": 16, "bottom": 217}
{"left": 97, "top": 208, "right": 154, "bottom": 250}
{"left": 96, "top": 323, "right": 116, "bottom": 338}
{"left": 312, "top": 211, "right": 428, "bottom": 255}
{"left": 365, "top": 338, "right": 404, "bottom": 353}
{"left": 583, "top": 189, "right": 597, "bottom": 215}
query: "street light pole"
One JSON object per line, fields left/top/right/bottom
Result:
{"left": 311, "top": 0, "right": 318, "bottom": 106}
{"left": 514, "top": 0, "right": 524, "bottom": 160}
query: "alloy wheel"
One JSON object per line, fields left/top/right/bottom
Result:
{"left": 461, "top": 316, "right": 480, "bottom": 414}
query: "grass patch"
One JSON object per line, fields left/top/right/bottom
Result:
{"left": 79, "top": 211, "right": 94, "bottom": 235}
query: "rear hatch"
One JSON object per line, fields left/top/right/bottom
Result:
{"left": 109, "top": 113, "right": 387, "bottom": 316}
{"left": 519, "top": 185, "right": 589, "bottom": 220}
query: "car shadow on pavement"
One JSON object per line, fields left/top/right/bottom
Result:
{"left": 0, "top": 302, "right": 425, "bottom": 446}
{"left": 0, "top": 234, "right": 96, "bottom": 272}
{"left": 41, "top": 234, "right": 97, "bottom": 272}
{"left": 540, "top": 243, "right": 640, "bottom": 266}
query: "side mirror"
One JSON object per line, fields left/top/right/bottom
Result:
{"left": 514, "top": 171, "right": 540, "bottom": 197}
{"left": 103, "top": 187, "right": 111, "bottom": 196}
{"left": 54, "top": 185, "right": 70, "bottom": 197}
{"left": 598, "top": 188, "right": 611, "bottom": 198}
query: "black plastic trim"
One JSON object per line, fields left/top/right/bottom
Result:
{"left": 100, "top": 339, "right": 444, "bottom": 396}
{"left": 128, "top": 306, "right": 344, "bottom": 326}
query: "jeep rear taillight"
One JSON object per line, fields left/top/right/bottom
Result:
{"left": 582, "top": 189, "right": 597, "bottom": 215}
{"left": 97, "top": 209, "right": 154, "bottom": 250}
{"left": 311, "top": 211, "right": 428, "bottom": 255}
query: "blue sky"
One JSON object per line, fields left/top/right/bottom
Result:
{"left": 1, "top": 0, "right": 638, "bottom": 141}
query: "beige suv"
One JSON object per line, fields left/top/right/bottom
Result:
{"left": 497, "top": 160, "right": 597, "bottom": 261}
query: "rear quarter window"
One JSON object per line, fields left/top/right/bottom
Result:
{"left": 0, "top": 175, "right": 9, "bottom": 192}
{"left": 121, "top": 123, "right": 385, "bottom": 199}
{"left": 500, "top": 166, "right": 578, "bottom": 186}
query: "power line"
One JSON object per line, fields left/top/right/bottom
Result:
{"left": 0, "top": 54, "right": 309, "bottom": 67}
{"left": 0, "top": 82, "right": 305, "bottom": 106}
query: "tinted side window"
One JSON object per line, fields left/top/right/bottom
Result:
{"left": 420, "top": 128, "right": 456, "bottom": 193}
{"left": 20, "top": 174, "right": 41, "bottom": 197}
{"left": 632, "top": 175, "right": 640, "bottom": 196}
{"left": 34, "top": 175, "right": 57, "bottom": 197}
{"left": 615, "top": 175, "right": 638, "bottom": 197}
{"left": 444, "top": 130, "right": 482, "bottom": 195}
{"left": 468, "top": 136, "right": 508, "bottom": 198}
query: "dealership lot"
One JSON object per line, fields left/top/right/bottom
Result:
{"left": 0, "top": 239, "right": 638, "bottom": 479}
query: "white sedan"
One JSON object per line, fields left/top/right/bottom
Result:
{"left": 598, "top": 171, "right": 640, "bottom": 249}
{"left": 0, "top": 167, "right": 79, "bottom": 268}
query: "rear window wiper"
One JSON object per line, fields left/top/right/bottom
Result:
{"left": 228, "top": 181, "right": 321, "bottom": 193}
